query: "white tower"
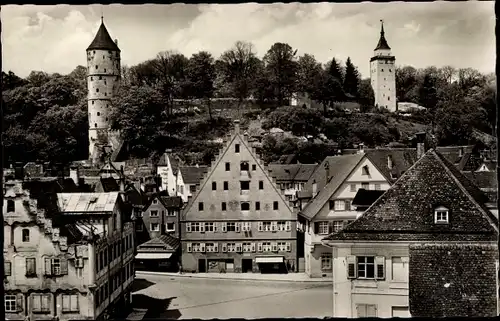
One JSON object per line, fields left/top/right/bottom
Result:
{"left": 86, "top": 17, "right": 121, "bottom": 161}
{"left": 370, "top": 20, "right": 397, "bottom": 112}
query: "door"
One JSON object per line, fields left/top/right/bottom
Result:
{"left": 198, "top": 259, "right": 206, "bottom": 273}
{"left": 392, "top": 306, "right": 411, "bottom": 318}
{"left": 242, "top": 259, "right": 253, "bottom": 273}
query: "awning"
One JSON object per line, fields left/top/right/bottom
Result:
{"left": 255, "top": 256, "right": 284, "bottom": 264}
{"left": 135, "top": 252, "right": 172, "bottom": 260}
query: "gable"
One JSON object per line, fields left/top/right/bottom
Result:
{"left": 183, "top": 130, "right": 294, "bottom": 221}
{"left": 324, "top": 150, "right": 498, "bottom": 242}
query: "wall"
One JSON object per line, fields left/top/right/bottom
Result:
{"left": 141, "top": 198, "right": 166, "bottom": 238}
{"left": 370, "top": 49, "right": 396, "bottom": 112}
{"left": 333, "top": 244, "right": 410, "bottom": 318}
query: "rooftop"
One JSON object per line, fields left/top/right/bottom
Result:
{"left": 87, "top": 20, "right": 120, "bottom": 52}
{"left": 57, "top": 192, "right": 120, "bottom": 213}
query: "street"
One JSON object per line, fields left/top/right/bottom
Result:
{"left": 128, "top": 274, "right": 333, "bottom": 319}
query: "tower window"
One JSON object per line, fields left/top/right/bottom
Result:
{"left": 7, "top": 200, "right": 15, "bottom": 212}
{"left": 388, "top": 97, "right": 390, "bottom": 101}
{"left": 90, "top": 76, "right": 93, "bottom": 81}
{"left": 96, "top": 65, "right": 98, "bottom": 69}
{"left": 103, "top": 55, "right": 105, "bottom": 59}
{"left": 384, "top": 78, "right": 386, "bottom": 81}
{"left": 94, "top": 123, "right": 97, "bottom": 128}
{"left": 389, "top": 69, "right": 392, "bottom": 72}
{"left": 381, "top": 69, "right": 384, "bottom": 72}
{"left": 22, "top": 229, "right": 30, "bottom": 242}
{"left": 97, "top": 112, "right": 100, "bottom": 116}
{"left": 105, "top": 93, "right": 107, "bottom": 96}
{"left": 104, "top": 69, "right": 107, "bottom": 72}
{"left": 106, "top": 117, "right": 108, "bottom": 121}
{"left": 92, "top": 101, "right": 94, "bottom": 105}
{"left": 99, "top": 76, "right": 102, "bottom": 80}
{"left": 104, "top": 81, "right": 107, "bottom": 85}
{"left": 96, "top": 88, "right": 99, "bottom": 93}
{"left": 93, "top": 50, "right": 95, "bottom": 54}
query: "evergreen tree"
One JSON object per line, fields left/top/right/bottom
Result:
{"left": 343, "top": 57, "right": 360, "bottom": 99}
{"left": 327, "top": 57, "right": 343, "bottom": 83}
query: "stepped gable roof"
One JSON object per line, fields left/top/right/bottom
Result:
{"left": 409, "top": 243, "right": 498, "bottom": 317}
{"left": 323, "top": 149, "right": 498, "bottom": 243}
{"left": 179, "top": 166, "right": 208, "bottom": 185}
{"left": 374, "top": 21, "right": 391, "bottom": 51}
{"left": 352, "top": 188, "right": 385, "bottom": 207}
{"left": 364, "top": 148, "right": 418, "bottom": 183}
{"left": 87, "top": 21, "right": 120, "bottom": 52}
{"left": 300, "top": 154, "right": 365, "bottom": 220}
{"left": 137, "top": 234, "right": 180, "bottom": 252}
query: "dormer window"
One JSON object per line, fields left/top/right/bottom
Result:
{"left": 362, "top": 165, "right": 370, "bottom": 176}
{"left": 434, "top": 206, "right": 449, "bottom": 224}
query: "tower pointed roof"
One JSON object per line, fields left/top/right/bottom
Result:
{"left": 87, "top": 19, "right": 120, "bottom": 52}
{"left": 374, "top": 20, "right": 391, "bottom": 51}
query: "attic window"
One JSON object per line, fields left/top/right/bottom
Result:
{"left": 240, "top": 161, "right": 249, "bottom": 171}
{"left": 252, "top": 164, "right": 256, "bottom": 171}
{"left": 362, "top": 165, "right": 370, "bottom": 176}
{"left": 434, "top": 206, "right": 449, "bottom": 224}
{"left": 235, "top": 144, "right": 240, "bottom": 153}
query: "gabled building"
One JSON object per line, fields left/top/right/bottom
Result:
{"left": 156, "top": 150, "right": 180, "bottom": 195}
{"left": 178, "top": 165, "right": 208, "bottom": 203}
{"left": 297, "top": 153, "right": 391, "bottom": 278}
{"left": 181, "top": 120, "right": 297, "bottom": 274}
{"left": 267, "top": 163, "right": 318, "bottom": 202}
{"left": 322, "top": 149, "right": 498, "bottom": 318}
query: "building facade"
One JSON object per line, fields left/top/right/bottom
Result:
{"left": 3, "top": 180, "right": 135, "bottom": 321}
{"left": 370, "top": 20, "right": 397, "bottom": 112}
{"left": 298, "top": 154, "right": 391, "bottom": 278}
{"left": 267, "top": 164, "right": 318, "bottom": 202}
{"left": 181, "top": 120, "right": 297, "bottom": 274}
{"left": 323, "top": 149, "right": 499, "bottom": 317}
{"left": 87, "top": 18, "right": 121, "bottom": 162}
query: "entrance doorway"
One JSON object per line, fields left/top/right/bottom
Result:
{"left": 198, "top": 259, "right": 206, "bottom": 273}
{"left": 242, "top": 259, "right": 253, "bottom": 273}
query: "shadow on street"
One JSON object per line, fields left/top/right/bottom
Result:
{"left": 131, "top": 278, "right": 156, "bottom": 293}
{"left": 133, "top": 294, "right": 181, "bottom": 320}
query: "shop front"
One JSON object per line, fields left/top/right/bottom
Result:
{"left": 255, "top": 256, "right": 288, "bottom": 274}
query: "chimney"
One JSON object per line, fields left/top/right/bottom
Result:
{"left": 358, "top": 143, "right": 365, "bottom": 154}
{"left": 416, "top": 132, "right": 426, "bottom": 159}
{"left": 234, "top": 119, "right": 240, "bottom": 134}
{"left": 70, "top": 166, "right": 80, "bottom": 186}
{"left": 114, "top": 39, "right": 118, "bottom": 46}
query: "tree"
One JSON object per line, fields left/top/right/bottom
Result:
{"left": 326, "top": 58, "right": 344, "bottom": 84}
{"left": 358, "top": 78, "right": 375, "bottom": 111}
{"left": 26, "top": 71, "right": 50, "bottom": 87}
{"left": 217, "top": 41, "right": 260, "bottom": 116}
{"left": 296, "top": 54, "right": 323, "bottom": 96}
{"left": 186, "top": 51, "right": 216, "bottom": 121}
{"left": 2, "top": 71, "right": 27, "bottom": 90}
{"left": 263, "top": 42, "right": 298, "bottom": 106}
{"left": 395, "top": 66, "right": 418, "bottom": 102}
{"left": 262, "top": 106, "right": 324, "bottom": 137}
{"left": 343, "top": 57, "right": 360, "bottom": 100}
{"left": 418, "top": 73, "right": 438, "bottom": 110}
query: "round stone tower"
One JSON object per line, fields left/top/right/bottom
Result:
{"left": 86, "top": 17, "right": 121, "bottom": 161}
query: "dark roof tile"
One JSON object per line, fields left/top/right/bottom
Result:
{"left": 180, "top": 166, "right": 208, "bottom": 184}
{"left": 87, "top": 22, "right": 120, "bottom": 52}
{"left": 351, "top": 189, "right": 385, "bottom": 206}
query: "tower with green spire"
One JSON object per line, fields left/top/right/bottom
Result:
{"left": 370, "top": 20, "right": 397, "bottom": 112}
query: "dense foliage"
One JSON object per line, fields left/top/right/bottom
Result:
{"left": 2, "top": 40, "right": 496, "bottom": 166}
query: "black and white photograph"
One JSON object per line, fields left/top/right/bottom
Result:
{"left": 1, "top": 1, "right": 498, "bottom": 320}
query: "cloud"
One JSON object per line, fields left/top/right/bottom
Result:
{"left": 1, "top": 2, "right": 495, "bottom": 79}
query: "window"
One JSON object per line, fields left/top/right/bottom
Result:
{"left": 381, "top": 69, "right": 384, "bottom": 72}
{"left": 262, "top": 242, "right": 272, "bottom": 252}
{"left": 241, "top": 202, "right": 250, "bottom": 211}
{"left": 240, "top": 181, "right": 250, "bottom": 190}
{"left": 362, "top": 165, "right": 370, "bottom": 176}
{"left": 94, "top": 123, "right": 97, "bottom": 128}
{"left": 97, "top": 112, "right": 101, "bottom": 116}
{"left": 226, "top": 243, "right": 236, "bottom": 252}
{"left": 150, "top": 223, "right": 160, "bottom": 231}
{"left": 26, "top": 258, "right": 36, "bottom": 276}
{"left": 22, "top": 229, "right": 30, "bottom": 242}
{"left": 318, "top": 222, "right": 329, "bottom": 235}
{"left": 92, "top": 101, "right": 94, "bottom": 105}
{"left": 150, "top": 210, "right": 158, "bottom": 217}
{"left": 96, "top": 65, "right": 98, "bottom": 69}
{"left": 99, "top": 76, "right": 102, "bottom": 80}
{"left": 212, "top": 182, "right": 217, "bottom": 190}
{"left": 198, "top": 202, "right": 204, "bottom": 211}
{"left": 7, "top": 200, "right": 15, "bottom": 212}
{"left": 104, "top": 68, "right": 107, "bottom": 72}
{"left": 45, "top": 258, "right": 66, "bottom": 276}
{"left": 258, "top": 181, "right": 264, "bottom": 190}
{"left": 357, "top": 304, "right": 377, "bottom": 317}
{"left": 273, "top": 201, "right": 279, "bottom": 210}
{"left": 321, "top": 254, "right": 332, "bottom": 271}
{"left": 255, "top": 201, "right": 260, "bottom": 210}
{"left": 375, "top": 183, "right": 381, "bottom": 190}
{"left": 96, "top": 88, "right": 99, "bottom": 92}
{"left": 206, "top": 243, "right": 218, "bottom": 252}
{"left": 252, "top": 164, "right": 256, "bottom": 171}
{"left": 166, "top": 222, "right": 175, "bottom": 231}
{"left": 357, "top": 256, "right": 375, "bottom": 278}
{"left": 350, "top": 184, "right": 356, "bottom": 192}
{"left": 334, "top": 200, "right": 345, "bottom": 211}
{"left": 226, "top": 222, "right": 236, "bottom": 232}
{"left": 191, "top": 223, "right": 201, "bottom": 232}
{"left": 5, "top": 261, "right": 12, "bottom": 276}
{"left": 5, "top": 295, "right": 17, "bottom": 312}
{"left": 204, "top": 222, "right": 215, "bottom": 232}
{"left": 347, "top": 256, "right": 385, "bottom": 280}
{"left": 221, "top": 202, "right": 227, "bottom": 211}
{"left": 223, "top": 181, "right": 228, "bottom": 190}
{"left": 333, "top": 221, "right": 343, "bottom": 232}
{"left": 235, "top": 144, "right": 240, "bottom": 153}
{"left": 434, "top": 206, "right": 449, "bottom": 224}
{"left": 152, "top": 199, "right": 157, "bottom": 204}
{"left": 225, "top": 163, "right": 230, "bottom": 171}
{"left": 104, "top": 93, "right": 107, "bottom": 96}
{"left": 391, "top": 257, "right": 408, "bottom": 282}
{"left": 240, "top": 162, "right": 249, "bottom": 171}
{"left": 243, "top": 242, "right": 253, "bottom": 252}
{"left": 32, "top": 294, "right": 50, "bottom": 313}
{"left": 277, "top": 242, "right": 287, "bottom": 252}
{"left": 388, "top": 96, "right": 390, "bottom": 101}
{"left": 90, "top": 76, "right": 94, "bottom": 81}
{"left": 190, "top": 185, "right": 196, "bottom": 193}
{"left": 362, "top": 182, "right": 369, "bottom": 190}
{"left": 262, "top": 222, "right": 272, "bottom": 231}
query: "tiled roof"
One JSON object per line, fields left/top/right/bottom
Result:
{"left": 87, "top": 21, "right": 120, "bottom": 52}
{"left": 267, "top": 164, "right": 318, "bottom": 181}
{"left": 137, "top": 234, "right": 180, "bottom": 252}
{"left": 364, "top": 148, "right": 418, "bottom": 183}
{"left": 351, "top": 189, "right": 385, "bottom": 206}
{"left": 374, "top": 24, "right": 391, "bottom": 51}
{"left": 409, "top": 243, "right": 498, "bottom": 317}
{"left": 435, "top": 145, "right": 474, "bottom": 165}
{"left": 159, "top": 196, "right": 183, "bottom": 209}
{"left": 300, "top": 154, "right": 365, "bottom": 220}
{"left": 94, "top": 177, "right": 120, "bottom": 192}
{"left": 324, "top": 149, "right": 498, "bottom": 242}
{"left": 57, "top": 192, "right": 120, "bottom": 213}
{"left": 463, "top": 171, "right": 497, "bottom": 190}
{"left": 180, "top": 166, "right": 208, "bottom": 184}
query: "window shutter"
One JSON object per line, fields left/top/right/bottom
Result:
{"left": 44, "top": 258, "right": 52, "bottom": 275}
{"left": 314, "top": 222, "right": 319, "bottom": 234}
{"left": 42, "top": 295, "right": 50, "bottom": 311}
{"left": 16, "top": 295, "right": 23, "bottom": 312}
{"left": 214, "top": 243, "right": 219, "bottom": 252}
{"left": 286, "top": 242, "right": 291, "bottom": 252}
{"left": 257, "top": 243, "right": 263, "bottom": 252}
{"left": 272, "top": 242, "right": 278, "bottom": 252}
{"left": 187, "top": 243, "right": 192, "bottom": 253}
{"left": 258, "top": 222, "right": 263, "bottom": 232}
{"left": 222, "top": 222, "right": 227, "bottom": 232}
{"left": 186, "top": 223, "right": 192, "bottom": 232}
{"left": 222, "top": 243, "right": 227, "bottom": 252}
{"left": 200, "top": 243, "right": 206, "bottom": 253}
{"left": 235, "top": 222, "right": 240, "bottom": 232}
{"left": 375, "top": 256, "right": 385, "bottom": 280}
{"left": 32, "top": 295, "right": 41, "bottom": 311}
{"left": 285, "top": 221, "right": 291, "bottom": 231}
{"left": 347, "top": 255, "right": 357, "bottom": 279}
{"left": 251, "top": 243, "right": 256, "bottom": 252}
{"left": 60, "top": 259, "right": 68, "bottom": 275}
{"left": 70, "top": 294, "right": 79, "bottom": 311}
{"left": 200, "top": 223, "right": 205, "bottom": 233}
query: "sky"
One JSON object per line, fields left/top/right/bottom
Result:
{"left": 1, "top": 2, "right": 496, "bottom": 79}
